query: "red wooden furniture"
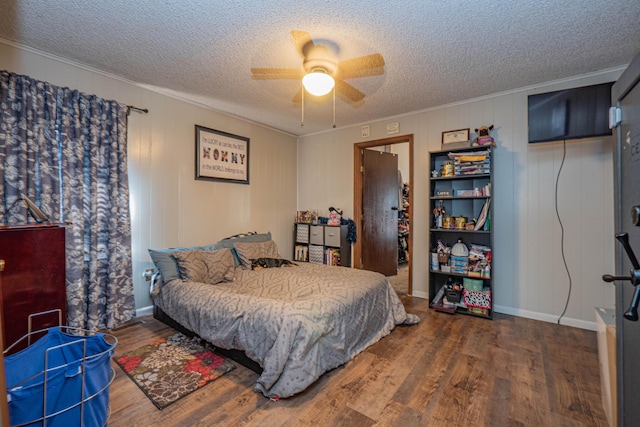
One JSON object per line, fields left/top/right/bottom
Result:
{"left": 0, "top": 224, "right": 67, "bottom": 353}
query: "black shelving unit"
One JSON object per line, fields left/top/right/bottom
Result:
{"left": 293, "top": 223, "right": 351, "bottom": 267}
{"left": 428, "top": 145, "right": 494, "bottom": 319}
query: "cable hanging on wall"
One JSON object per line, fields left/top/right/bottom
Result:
{"left": 556, "top": 139, "right": 572, "bottom": 324}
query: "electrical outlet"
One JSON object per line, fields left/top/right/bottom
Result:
{"left": 361, "top": 125, "right": 370, "bottom": 138}
{"left": 142, "top": 268, "right": 155, "bottom": 281}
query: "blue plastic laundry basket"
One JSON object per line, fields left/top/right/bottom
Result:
{"left": 4, "top": 327, "right": 117, "bottom": 427}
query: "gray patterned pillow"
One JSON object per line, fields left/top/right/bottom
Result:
{"left": 171, "top": 249, "right": 235, "bottom": 284}
{"left": 234, "top": 240, "right": 281, "bottom": 269}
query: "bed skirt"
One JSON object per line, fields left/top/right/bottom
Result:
{"left": 152, "top": 304, "right": 263, "bottom": 374}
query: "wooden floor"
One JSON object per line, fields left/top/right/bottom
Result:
{"left": 108, "top": 296, "right": 608, "bottom": 426}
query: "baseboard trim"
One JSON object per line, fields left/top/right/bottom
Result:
{"left": 494, "top": 305, "right": 596, "bottom": 331}
{"left": 411, "top": 290, "right": 429, "bottom": 299}
{"left": 136, "top": 305, "right": 153, "bottom": 318}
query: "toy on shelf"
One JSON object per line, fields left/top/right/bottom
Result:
{"left": 328, "top": 207, "right": 343, "bottom": 225}
{"left": 472, "top": 125, "right": 496, "bottom": 147}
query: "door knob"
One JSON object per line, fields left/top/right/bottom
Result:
{"left": 602, "top": 232, "right": 640, "bottom": 321}
{"left": 632, "top": 205, "right": 640, "bottom": 227}
{"left": 603, "top": 274, "right": 637, "bottom": 282}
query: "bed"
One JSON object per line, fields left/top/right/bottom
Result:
{"left": 148, "top": 232, "right": 419, "bottom": 399}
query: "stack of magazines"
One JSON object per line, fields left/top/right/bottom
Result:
{"left": 448, "top": 150, "right": 491, "bottom": 175}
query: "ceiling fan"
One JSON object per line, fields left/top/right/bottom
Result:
{"left": 251, "top": 30, "right": 385, "bottom": 104}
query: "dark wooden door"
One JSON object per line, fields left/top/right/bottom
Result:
{"left": 362, "top": 149, "right": 398, "bottom": 276}
{"left": 612, "top": 52, "right": 640, "bottom": 427}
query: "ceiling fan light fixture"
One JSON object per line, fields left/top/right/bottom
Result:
{"left": 302, "top": 70, "right": 335, "bottom": 96}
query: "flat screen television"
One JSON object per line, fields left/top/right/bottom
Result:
{"left": 527, "top": 82, "right": 614, "bottom": 144}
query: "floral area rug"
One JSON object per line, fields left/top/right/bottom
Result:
{"left": 114, "top": 332, "right": 236, "bottom": 409}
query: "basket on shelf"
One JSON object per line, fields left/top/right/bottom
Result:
{"left": 463, "top": 289, "right": 492, "bottom": 309}
{"left": 437, "top": 252, "right": 450, "bottom": 264}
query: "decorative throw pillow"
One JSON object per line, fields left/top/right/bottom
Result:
{"left": 234, "top": 240, "right": 281, "bottom": 269}
{"left": 203, "top": 231, "right": 272, "bottom": 266}
{"left": 148, "top": 245, "right": 203, "bottom": 282}
{"left": 171, "top": 249, "right": 235, "bottom": 285}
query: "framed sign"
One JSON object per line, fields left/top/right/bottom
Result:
{"left": 195, "top": 125, "right": 250, "bottom": 184}
{"left": 441, "top": 128, "right": 470, "bottom": 147}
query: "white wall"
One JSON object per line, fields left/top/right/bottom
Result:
{"left": 0, "top": 40, "right": 298, "bottom": 313}
{"left": 299, "top": 69, "right": 623, "bottom": 329}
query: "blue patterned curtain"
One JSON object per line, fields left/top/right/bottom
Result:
{"left": 0, "top": 71, "right": 60, "bottom": 222}
{"left": 0, "top": 70, "right": 135, "bottom": 330}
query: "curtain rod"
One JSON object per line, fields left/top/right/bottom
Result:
{"left": 126, "top": 105, "right": 149, "bottom": 115}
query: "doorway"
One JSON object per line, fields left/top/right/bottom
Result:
{"left": 354, "top": 134, "right": 413, "bottom": 295}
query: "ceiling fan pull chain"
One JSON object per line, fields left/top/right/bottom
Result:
{"left": 301, "top": 82, "right": 305, "bottom": 127}
{"left": 333, "top": 86, "right": 336, "bottom": 128}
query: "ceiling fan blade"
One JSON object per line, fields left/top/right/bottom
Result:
{"left": 338, "top": 53, "right": 385, "bottom": 79}
{"left": 335, "top": 79, "right": 365, "bottom": 103}
{"left": 290, "top": 30, "right": 314, "bottom": 56}
{"left": 251, "top": 68, "right": 304, "bottom": 80}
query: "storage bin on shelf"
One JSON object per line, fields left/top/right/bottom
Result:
{"left": 437, "top": 252, "right": 450, "bottom": 265}
{"left": 463, "top": 288, "right": 492, "bottom": 310}
{"left": 445, "top": 288, "right": 462, "bottom": 303}
{"left": 308, "top": 245, "right": 324, "bottom": 264}
{"left": 4, "top": 320, "right": 117, "bottom": 427}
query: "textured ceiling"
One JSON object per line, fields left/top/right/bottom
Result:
{"left": 1, "top": 0, "right": 639, "bottom": 136}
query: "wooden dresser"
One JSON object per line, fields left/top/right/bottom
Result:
{"left": 0, "top": 224, "right": 67, "bottom": 352}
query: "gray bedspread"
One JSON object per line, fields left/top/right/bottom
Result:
{"left": 151, "top": 263, "right": 419, "bottom": 399}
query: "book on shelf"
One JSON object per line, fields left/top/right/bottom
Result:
{"left": 474, "top": 198, "right": 491, "bottom": 231}
{"left": 324, "top": 248, "right": 340, "bottom": 266}
{"left": 295, "top": 245, "right": 308, "bottom": 262}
